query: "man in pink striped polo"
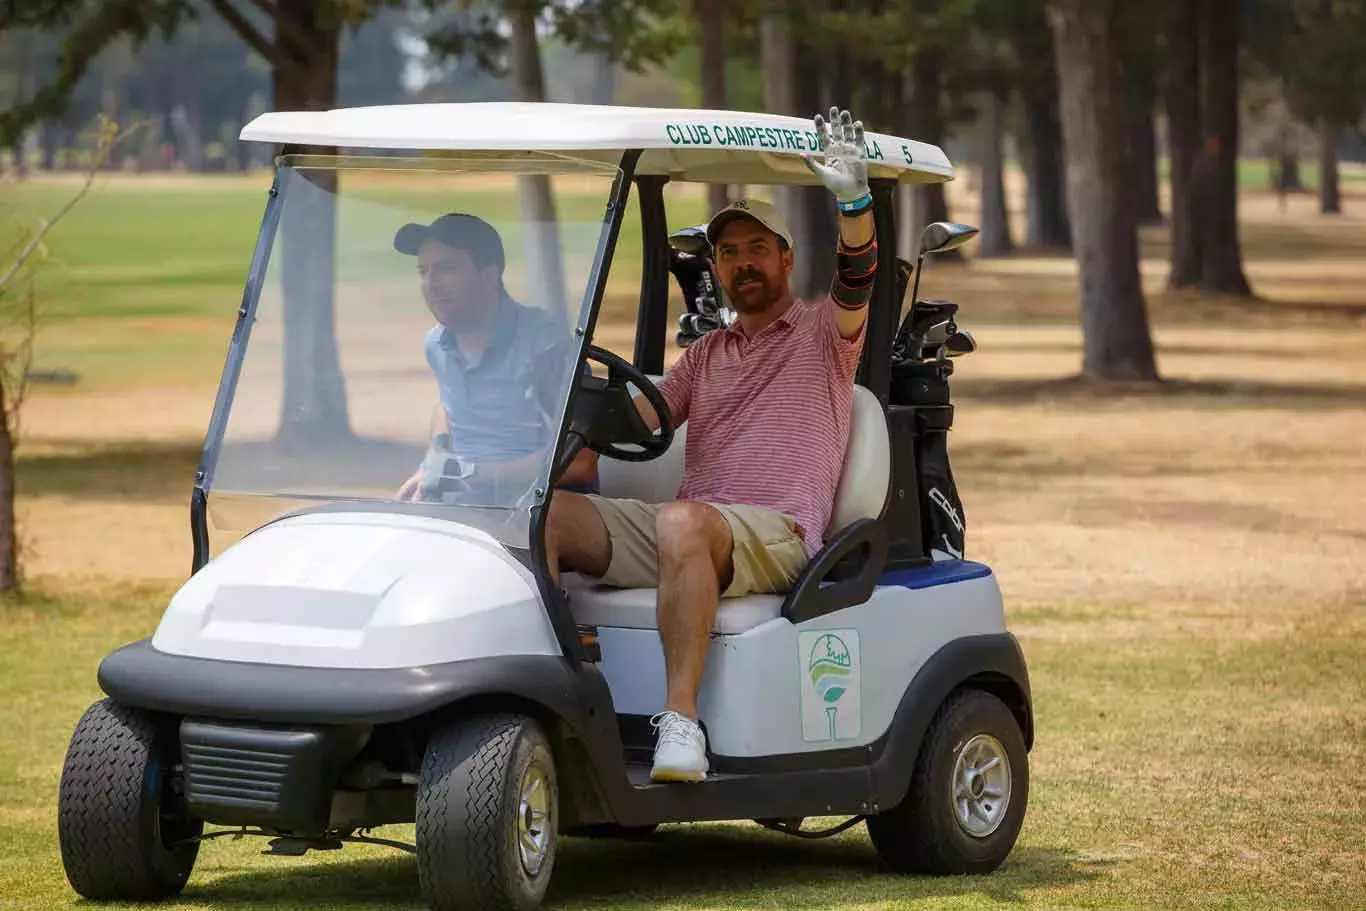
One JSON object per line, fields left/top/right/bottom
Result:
{"left": 546, "top": 107, "right": 879, "bottom": 781}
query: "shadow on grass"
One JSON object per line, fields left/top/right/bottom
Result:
{"left": 1005, "top": 340, "right": 1324, "bottom": 360}
{"left": 955, "top": 374, "right": 1366, "bottom": 410}
{"left": 17, "top": 441, "right": 202, "bottom": 500}
{"left": 16, "top": 436, "right": 423, "bottom": 501}
{"left": 185, "top": 828, "right": 1110, "bottom": 909}
{"left": 1138, "top": 211, "right": 1366, "bottom": 263}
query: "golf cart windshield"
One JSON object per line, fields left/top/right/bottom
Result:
{"left": 203, "top": 154, "right": 622, "bottom": 549}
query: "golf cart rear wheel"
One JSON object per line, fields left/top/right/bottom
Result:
{"left": 867, "top": 689, "right": 1027, "bottom": 875}
{"left": 417, "top": 713, "right": 558, "bottom": 911}
{"left": 57, "top": 698, "right": 202, "bottom": 900}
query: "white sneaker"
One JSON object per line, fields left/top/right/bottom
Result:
{"left": 649, "top": 711, "right": 708, "bottom": 782}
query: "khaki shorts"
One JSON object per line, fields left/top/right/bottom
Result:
{"left": 583, "top": 496, "right": 809, "bottom": 598}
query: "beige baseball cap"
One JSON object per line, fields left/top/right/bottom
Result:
{"left": 705, "top": 198, "right": 795, "bottom": 250}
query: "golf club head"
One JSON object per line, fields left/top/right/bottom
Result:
{"left": 945, "top": 330, "right": 976, "bottom": 357}
{"left": 917, "top": 318, "right": 956, "bottom": 350}
{"left": 668, "top": 225, "right": 711, "bottom": 256}
{"left": 920, "top": 221, "right": 980, "bottom": 255}
{"left": 677, "top": 312, "right": 723, "bottom": 347}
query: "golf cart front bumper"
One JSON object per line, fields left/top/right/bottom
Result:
{"left": 98, "top": 639, "right": 588, "bottom": 834}
{"left": 97, "top": 638, "right": 580, "bottom": 726}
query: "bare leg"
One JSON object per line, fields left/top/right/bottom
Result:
{"left": 654, "top": 502, "right": 733, "bottom": 718}
{"left": 544, "top": 492, "right": 611, "bottom": 582}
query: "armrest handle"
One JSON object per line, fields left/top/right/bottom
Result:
{"left": 780, "top": 518, "right": 888, "bottom": 624}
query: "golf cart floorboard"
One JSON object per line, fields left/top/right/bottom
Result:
{"left": 618, "top": 761, "right": 877, "bottom": 824}
{"left": 624, "top": 763, "right": 745, "bottom": 788}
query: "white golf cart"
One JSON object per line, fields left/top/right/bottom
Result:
{"left": 58, "top": 102, "right": 1032, "bottom": 911}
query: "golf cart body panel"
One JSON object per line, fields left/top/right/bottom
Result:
{"left": 573, "top": 568, "right": 1008, "bottom": 760}
{"left": 239, "top": 102, "right": 954, "bottom": 185}
{"left": 150, "top": 511, "right": 559, "bottom": 669}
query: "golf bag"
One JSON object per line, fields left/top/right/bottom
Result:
{"left": 888, "top": 289, "right": 970, "bottom": 562}
{"left": 668, "top": 226, "right": 733, "bottom": 346}
{"left": 915, "top": 407, "right": 966, "bottom": 561}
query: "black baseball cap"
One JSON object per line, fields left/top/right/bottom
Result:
{"left": 393, "top": 212, "right": 505, "bottom": 271}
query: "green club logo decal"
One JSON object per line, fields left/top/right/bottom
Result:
{"left": 808, "top": 633, "right": 852, "bottom": 740}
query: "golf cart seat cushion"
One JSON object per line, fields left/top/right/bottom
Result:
{"left": 594, "top": 379, "right": 889, "bottom": 534}
{"left": 563, "top": 572, "right": 783, "bottom": 634}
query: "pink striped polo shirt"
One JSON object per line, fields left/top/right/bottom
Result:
{"left": 657, "top": 296, "right": 867, "bottom": 555}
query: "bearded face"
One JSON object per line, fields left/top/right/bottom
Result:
{"left": 713, "top": 217, "right": 793, "bottom": 314}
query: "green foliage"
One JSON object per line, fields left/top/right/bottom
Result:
{"left": 4, "top": 0, "right": 687, "bottom": 152}
{"left": 0, "top": 0, "right": 190, "bottom": 147}
{"left": 799, "top": 0, "right": 980, "bottom": 78}
{"left": 546, "top": 0, "right": 687, "bottom": 73}
{"left": 424, "top": 0, "right": 684, "bottom": 78}
{"left": 1247, "top": 0, "right": 1366, "bottom": 128}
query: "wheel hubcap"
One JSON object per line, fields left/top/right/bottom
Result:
{"left": 517, "top": 762, "right": 552, "bottom": 877}
{"left": 950, "top": 734, "right": 1011, "bottom": 838}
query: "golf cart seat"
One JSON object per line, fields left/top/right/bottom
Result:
{"left": 564, "top": 381, "right": 889, "bottom": 634}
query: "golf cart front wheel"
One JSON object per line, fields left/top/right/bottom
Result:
{"left": 867, "top": 689, "right": 1027, "bottom": 875}
{"left": 57, "top": 698, "right": 202, "bottom": 900}
{"left": 417, "top": 713, "right": 558, "bottom": 911}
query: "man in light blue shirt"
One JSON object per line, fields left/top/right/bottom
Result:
{"left": 392, "top": 212, "right": 598, "bottom": 501}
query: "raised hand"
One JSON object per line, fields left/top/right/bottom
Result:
{"left": 802, "top": 106, "right": 871, "bottom": 213}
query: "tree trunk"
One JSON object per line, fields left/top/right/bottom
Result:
{"left": 10, "top": 38, "right": 29, "bottom": 179}
{"left": 236, "top": 93, "right": 254, "bottom": 171}
{"left": 1164, "top": 0, "right": 1201, "bottom": 288}
{"left": 1275, "top": 153, "right": 1302, "bottom": 192}
{"left": 759, "top": 0, "right": 796, "bottom": 246}
{"left": 1118, "top": 7, "right": 1161, "bottom": 226}
{"left": 508, "top": 2, "right": 568, "bottom": 317}
{"left": 591, "top": 52, "right": 615, "bottom": 106}
{"left": 1130, "top": 104, "right": 1161, "bottom": 225}
{"left": 1020, "top": 84, "right": 1071, "bottom": 249}
{"left": 274, "top": 1, "right": 350, "bottom": 445}
{"left": 1195, "top": 0, "right": 1251, "bottom": 295}
{"left": 696, "top": 0, "right": 728, "bottom": 215}
{"left": 1012, "top": 4, "right": 1071, "bottom": 250}
{"left": 40, "top": 121, "right": 58, "bottom": 171}
{"left": 0, "top": 380, "right": 15, "bottom": 592}
{"left": 909, "top": 46, "right": 958, "bottom": 260}
{"left": 977, "top": 85, "right": 1013, "bottom": 257}
{"left": 1049, "top": 0, "right": 1158, "bottom": 381}
{"left": 1319, "top": 120, "right": 1341, "bottom": 214}
{"left": 790, "top": 33, "right": 836, "bottom": 300}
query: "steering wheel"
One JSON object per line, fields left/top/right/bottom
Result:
{"left": 552, "top": 345, "right": 675, "bottom": 484}
{"left": 581, "top": 345, "right": 675, "bottom": 461}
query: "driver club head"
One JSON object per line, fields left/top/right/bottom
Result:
{"left": 945, "top": 329, "right": 976, "bottom": 357}
{"left": 668, "top": 225, "right": 712, "bottom": 256}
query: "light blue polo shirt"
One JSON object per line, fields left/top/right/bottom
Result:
{"left": 423, "top": 295, "right": 599, "bottom": 497}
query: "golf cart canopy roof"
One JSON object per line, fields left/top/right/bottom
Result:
{"left": 239, "top": 102, "right": 954, "bottom": 185}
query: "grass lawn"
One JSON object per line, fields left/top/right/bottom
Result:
{"left": 0, "top": 170, "right": 1363, "bottom": 910}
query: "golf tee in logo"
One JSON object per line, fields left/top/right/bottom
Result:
{"left": 799, "top": 630, "right": 862, "bottom": 742}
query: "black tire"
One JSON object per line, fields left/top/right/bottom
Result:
{"left": 562, "top": 822, "right": 659, "bottom": 839}
{"left": 867, "top": 689, "right": 1028, "bottom": 875}
{"left": 416, "top": 713, "right": 558, "bottom": 911}
{"left": 57, "top": 698, "right": 202, "bottom": 900}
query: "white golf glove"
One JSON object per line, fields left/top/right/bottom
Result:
{"left": 802, "top": 106, "right": 872, "bottom": 215}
